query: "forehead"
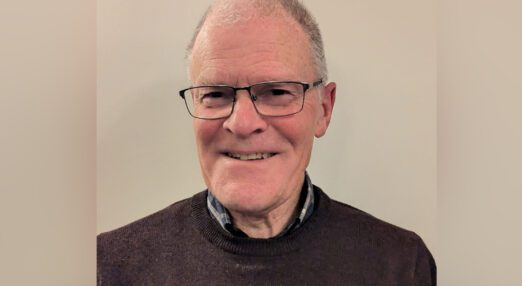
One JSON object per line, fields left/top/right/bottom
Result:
{"left": 190, "top": 13, "right": 315, "bottom": 85}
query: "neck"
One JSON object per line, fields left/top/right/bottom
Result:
{"left": 228, "top": 187, "right": 301, "bottom": 239}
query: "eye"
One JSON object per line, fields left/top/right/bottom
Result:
{"left": 203, "top": 91, "right": 226, "bottom": 99}
{"left": 270, "top": 88, "right": 292, "bottom": 96}
{"left": 192, "top": 87, "right": 234, "bottom": 108}
{"left": 254, "top": 83, "right": 300, "bottom": 97}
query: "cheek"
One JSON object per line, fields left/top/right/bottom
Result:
{"left": 193, "top": 120, "right": 224, "bottom": 170}
{"left": 194, "top": 120, "right": 221, "bottom": 148}
{"left": 193, "top": 120, "right": 224, "bottom": 185}
{"left": 275, "top": 117, "right": 316, "bottom": 153}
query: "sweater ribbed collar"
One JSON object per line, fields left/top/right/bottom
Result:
{"left": 191, "top": 185, "right": 331, "bottom": 256}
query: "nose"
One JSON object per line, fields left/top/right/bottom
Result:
{"left": 222, "top": 90, "right": 268, "bottom": 137}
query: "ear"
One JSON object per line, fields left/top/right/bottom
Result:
{"left": 315, "top": 82, "right": 336, "bottom": 138}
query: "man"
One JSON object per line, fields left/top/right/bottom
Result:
{"left": 97, "top": 0, "right": 436, "bottom": 285}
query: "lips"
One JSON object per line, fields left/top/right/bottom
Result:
{"left": 225, "top": 152, "right": 277, "bottom": 161}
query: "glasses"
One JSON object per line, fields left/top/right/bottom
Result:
{"left": 179, "top": 79, "right": 323, "bottom": 120}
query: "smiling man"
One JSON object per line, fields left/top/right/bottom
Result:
{"left": 187, "top": 1, "right": 334, "bottom": 239}
{"left": 97, "top": 0, "right": 436, "bottom": 285}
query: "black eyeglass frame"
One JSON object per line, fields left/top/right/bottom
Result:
{"left": 179, "top": 79, "right": 323, "bottom": 120}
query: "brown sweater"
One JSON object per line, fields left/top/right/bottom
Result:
{"left": 97, "top": 187, "right": 436, "bottom": 285}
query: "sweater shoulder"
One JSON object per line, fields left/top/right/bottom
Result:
{"left": 311, "top": 187, "right": 436, "bottom": 284}
{"left": 97, "top": 192, "right": 203, "bottom": 254}
{"left": 316, "top": 188, "right": 425, "bottom": 248}
{"left": 97, "top": 191, "right": 208, "bottom": 285}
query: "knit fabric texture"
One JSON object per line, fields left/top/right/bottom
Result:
{"left": 97, "top": 186, "right": 436, "bottom": 285}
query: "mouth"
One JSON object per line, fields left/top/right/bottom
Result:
{"left": 224, "top": 152, "right": 277, "bottom": 161}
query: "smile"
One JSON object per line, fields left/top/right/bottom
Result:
{"left": 225, "top": 152, "right": 276, "bottom": 161}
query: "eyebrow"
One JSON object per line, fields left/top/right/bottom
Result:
{"left": 195, "top": 74, "right": 234, "bottom": 86}
{"left": 195, "top": 78, "right": 298, "bottom": 87}
{"left": 195, "top": 79, "right": 220, "bottom": 86}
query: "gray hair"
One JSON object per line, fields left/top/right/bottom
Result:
{"left": 186, "top": 0, "right": 328, "bottom": 81}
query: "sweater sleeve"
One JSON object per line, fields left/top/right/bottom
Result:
{"left": 413, "top": 237, "right": 437, "bottom": 286}
{"left": 97, "top": 234, "right": 126, "bottom": 286}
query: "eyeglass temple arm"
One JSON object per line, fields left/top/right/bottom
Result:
{"left": 312, "top": 79, "right": 323, "bottom": 87}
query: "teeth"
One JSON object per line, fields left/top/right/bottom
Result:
{"left": 226, "top": 152, "right": 274, "bottom": 161}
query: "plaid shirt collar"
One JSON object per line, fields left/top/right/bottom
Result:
{"left": 206, "top": 172, "right": 315, "bottom": 238}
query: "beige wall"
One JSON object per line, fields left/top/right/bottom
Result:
{"left": 0, "top": 0, "right": 96, "bottom": 285}
{"left": 438, "top": 0, "right": 522, "bottom": 284}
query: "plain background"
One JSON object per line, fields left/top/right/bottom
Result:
{"left": 1, "top": 0, "right": 521, "bottom": 285}
{"left": 0, "top": 0, "right": 96, "bottom": 285}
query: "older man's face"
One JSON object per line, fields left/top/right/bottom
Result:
{"left": 190, "top": 14, "right": 334, "bottom": 215}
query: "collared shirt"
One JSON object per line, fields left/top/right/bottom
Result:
{"left": 206, "top": 172, "right": 315, "bottom": 238}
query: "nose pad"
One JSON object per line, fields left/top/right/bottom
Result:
{"left": 231, "top": 90, "right": 258, "bottom": 115}
{"left": 223, "top": 91, "right": 267, "bottom": 136}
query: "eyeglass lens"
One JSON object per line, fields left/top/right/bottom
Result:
{"left": 184, "top": 82, "right": 306, "bottom": 119}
